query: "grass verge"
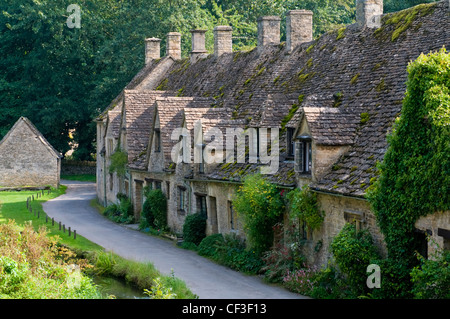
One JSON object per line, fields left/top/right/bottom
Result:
{"left": 0, "top": 187, "right": 196, "bottom": 299}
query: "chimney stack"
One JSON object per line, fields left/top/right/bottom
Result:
{"left": 190, "top": 30, "right": 208, "bottom": 63}
{"left": 286, "top": 10, "right": 313, "bottom": 52}
{"left": 356, "top": 0, "right": 383, "bottom": 30}
{"left": 257, "top": 16, "right": 281, "bottom": 53}
{"left": 166, "top": 32, "right": 182, "bottom": 60}
{"left": 145, "top": 38, "right": 161, "bottom": 64}
{"left": 214, "top": 26, "right": 233, "bottom": 58}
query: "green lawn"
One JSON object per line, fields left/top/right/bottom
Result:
{"left": 0, "top": 187, "right": 102, "bottom": 252}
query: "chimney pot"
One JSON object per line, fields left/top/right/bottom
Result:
{"left": 356, "top": 0, "right": 383, "bottom": 30}
{"left": 286, "top": 10, "right": 313, "bottom": 52}
{"left": 257, "top": 16, "right": 281, "bottom": 53}
{"left": 213, "top": 26, "right": 233, "bottom": 58}
{"left": 145, "top": 37, "right": 161, "bottom": 64}
{"left": 190, "top": 29, "right": 208, "bottom": 63}
{"left": 166, "top": 32, "right": 182, "bottom": 60}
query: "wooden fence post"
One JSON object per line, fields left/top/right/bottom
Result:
{"left": 74, "top": 230, "right": 76, "bottom": 239}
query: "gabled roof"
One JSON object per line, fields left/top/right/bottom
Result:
{"left": 123, "top": 90, "right": 173, "bottom": 168}
{"left": 0, "top": 117, "right": 62, "bottom": 159}
{"left": 147, "top": 1, "right": 448, "bottom": 195}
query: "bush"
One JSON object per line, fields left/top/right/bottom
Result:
{"left": 232, "top": 174, "right": 285, "bottom": 256}
{"left": 142, "top": 189, "right": 167, "bottom": 230}
{"left": 198, "top": 233, "right": 225, "bottom": 258}
{"left": 262, "top": 241, "right": 306, "bottom": 283}
{"left": 330, "top": 223, "right": 380, "bottom": 296}
{"left": 411, "top": 250, "right": 450, "bottom": 299}
{"left": 214, "top": 233, "right": 264, "bottom": 274}
{"left": 104, "top": 193, "right": 134, "bottom": 224}
{"left": 182, "top": 213, "right": 206, "bottom": 246}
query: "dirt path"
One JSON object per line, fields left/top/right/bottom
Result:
{"left": 42, "top": 180, "right": 306, "bottom": 299}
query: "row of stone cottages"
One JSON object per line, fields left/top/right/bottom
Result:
{"left": 96, "top": 0, "right": 450, "bottom": 266}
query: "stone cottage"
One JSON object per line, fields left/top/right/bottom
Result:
{"left": 0, "top": 117, "right": 62, "bottom": 188}
{"left": 96, "top": 0, "right": 450, "bottom": 266}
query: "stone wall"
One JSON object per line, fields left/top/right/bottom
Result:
{"left": 61, "top": 160, "right": 96, "bottom": 175}
{"left": 0, "top": 119, "right": 60, "bottom": 188}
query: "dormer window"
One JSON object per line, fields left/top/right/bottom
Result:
{"left": 295, "top": 135, "right": 312, "bottom": 174}
{"left": 287, "top": 128, "right": 295, "bottom": 158}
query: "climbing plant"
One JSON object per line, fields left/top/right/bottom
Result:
{"left": 367, "top": 48, "right": 450, "bottom": 297}
{"left": 286, "top": 186, "right": 324, "bottom": 231}
{"left": 233, "top": 174, "right": 285, "bottom": 256}
{"left": 108, "top": 149, "right": 128, "bottom": 177}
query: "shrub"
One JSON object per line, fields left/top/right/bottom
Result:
{"left": 214, "top": 233, "right": 264, "bottom": 274}
{"left": 283, "top": 267, "right": 319, "bottom": 296}
{"left": 142, "top": 188, "right": 168, "bottom": 230}
{"left": 262, "top": 241, "right": 306, "bottom": 283}
{"left": 411, "top": 250, "right": 450, "bottom": 299}
{"left": 103, "top": 193, "right": 134, "bottom": 224}
{"left": 182, "top": 213, "right": 206, "bottom": 246}
{"left": 198, "top": 233, "right": 225, "bottom": 258}
{"left": 286, "top": 186, "right": 324, "bottom": 232}
{"left": 232, "top": 174, "right": 285, "bottom": 256}
{"left": 330, "top": 223, "right": 380, "bottom": 296}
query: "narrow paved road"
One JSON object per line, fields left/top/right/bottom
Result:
{"left": 43, "top": 180, "right": 306, "bottom": 299}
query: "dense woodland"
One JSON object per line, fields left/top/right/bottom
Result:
{"left": 0, "top": 0, "right": 439, "bottom": 160}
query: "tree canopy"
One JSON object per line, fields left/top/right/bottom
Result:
{"left": 0, "top": 0, "right": 437, "bottom": 159}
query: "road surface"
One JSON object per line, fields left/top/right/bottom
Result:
{"left": 43, "top": 180, "right": 306, "bottom": 299}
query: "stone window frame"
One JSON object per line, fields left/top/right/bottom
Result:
{"left": 344, "top": 210, "right": 366, "bottom": 231}
{"left": 195, "top": 192, "right": 208, "bottom": 218}
{"left": 294, "top": 135, "right": 312, "bottom": 175}
{"left": 286, "top": 127, "right": 296, "bottom": 159}
{"left": 177, "top": 186, "right": 187, "bottom": 213}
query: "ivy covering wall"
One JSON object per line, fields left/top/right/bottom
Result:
{"left": 367, "top": 48, "right": 450, "bottom": 297}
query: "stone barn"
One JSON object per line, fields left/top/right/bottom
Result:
{"left": 0, "top": 117, "right": 62, "bottom": 188}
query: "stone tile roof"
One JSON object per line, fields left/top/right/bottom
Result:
{"left": 155, "top": 97, "right": 214, "bottom": 170}
{"left": 123, "top": 90, "right": 173, "bottom": 169}
{"left": 293, "top": 107, "right": 363, "bottom": 146}
{"left": 107, "top": 106, "right": 122, "bottom": 139}
{"left": 149, "top": 1, "right": 448, "bottom": 195}
{"left": 0, "top": 117, "right": 62, "bottom": 159}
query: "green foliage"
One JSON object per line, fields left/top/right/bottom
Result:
{"left": 182, "top": 213, "right": 207, "bottom": 246}
{"left": 142, "top": 188, "right": 168, "bottom": 230}
{"left": 144, "top": 277, "right": 177, "bottom": 299}
{"left": 0, "top": 220, "right": 101, "bottom": 299}
{"left": 367, "top": 48, "right": 450, "bottom": 297}
{"left": 232, "top": 174, "right": 285, "bottom": 256}
{"left": 410, "top": 250, "right": 450, "bottom": 299}
{"left": 197, "top": 233, "right": 225, "bottom": 257}
{"left": 286, "top": 186, "right": 324, "bottom": 231}
{"left": 108, "top": 149, "right": 128, "bottom": 177}
{"left": 330, "top": 224, "right": 380, "bottom": 296}
{"left": 103, "top": 193, "right": 134, "bottom": 224}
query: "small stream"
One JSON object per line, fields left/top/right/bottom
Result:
{"left": 92, "top": 275, "right": 148, "bottom": 299}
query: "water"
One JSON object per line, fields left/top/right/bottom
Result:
{"left": 92, "top": 275, "right": 148, "bottom": 299}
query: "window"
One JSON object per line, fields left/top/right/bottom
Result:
{"left": 228, "top": 201, "right": 235, "bottom": 230}
{"left": 154, "top": 180, "right": 162, "bottom": 190}
{"left": 196, "top": 195, "right": 207, "bottom": 217}
{"left": 109, "top": 173, "right": 113, "bottom": 191}
{"left": 287, "top": 128, "right": 295, "bottom": 158}
{"left": 166, "top": 181, "right": 170, "bottom": 199}
{"left": 154, "top": 128, "right": 161, "bottom": 152}
{"left": 294, "top": 136, "right": 312, "bottom": 174}
{"left": 344, "top": 210, "right": 365, "bottom": 231}
{"left": 178, "top": 187, "right": 186, "bottom": 212}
